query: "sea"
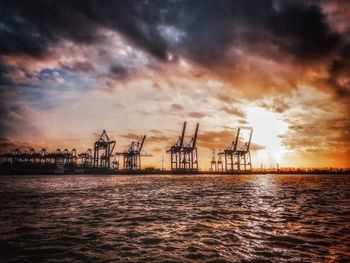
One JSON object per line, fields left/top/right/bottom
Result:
{"left": 0, "top": 174, "right": 349, "bottom": 262}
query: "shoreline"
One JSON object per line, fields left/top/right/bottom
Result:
{"left": 1, "top": 169, "right": 349, "bottom": 176}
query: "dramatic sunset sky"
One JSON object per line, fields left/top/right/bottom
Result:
{"left": 1, "top": 0, "right": 350, "bottom": 169}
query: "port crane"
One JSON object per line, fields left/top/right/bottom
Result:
{"left": 218, "top": 127, "right": 253, "bottom": 172}
{"left": 116, "top": 135, "right": 151, "bottom": 171}
{"left": 167, "top": 122, "right": 199, "bottom": 172}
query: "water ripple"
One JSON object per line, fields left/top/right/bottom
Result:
{"left": 0, "top": 174, "right": 349, "bottom": 262}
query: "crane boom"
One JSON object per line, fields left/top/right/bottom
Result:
{"left": 139, "top": 135, "right": 146, "bottom": 152}
{"left": 192, "top": 123, "right": 199, "bottom": 147}
{"left": 233, "top": 127, "right": 240, "bottom": 151}
{"left": 246, "top": 127, "right": 253, "bottom": 151}
{"left": 179, "top": 122, "right": 186, "bottom": 147}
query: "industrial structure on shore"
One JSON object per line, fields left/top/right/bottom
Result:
{"left": 115, "top": 135, "right": 151, "bottom": 171}
{"left": 218, "top": 127, "right": 253, "bottom": 172}
{"left": 167, "top": 122, "right": 199, "bottom": 172}
{"left": 0, "top": 122, "right": 254, "bottom": 174}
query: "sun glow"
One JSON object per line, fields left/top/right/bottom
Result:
{"left": 245, "top": 106, "right": 288, "bottom": 167}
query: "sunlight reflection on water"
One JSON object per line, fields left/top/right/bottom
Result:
{"left": 0, "top": 174, "right": 349, "bottom": 262}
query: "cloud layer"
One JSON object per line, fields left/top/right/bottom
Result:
{"left": 1, "top": 0, "right": 349, "bottom": 167}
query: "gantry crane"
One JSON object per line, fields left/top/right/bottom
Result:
{"left": 116, "top": 135, "right": 150, "bottom": 171}
{"left": 78, "top": 149, "right": 93, "bottom": 167}
{"left": 167, "top": 122, "right": 199, "bottom": 172}
{"left": 217, "top": 149, "right": 224, "bottom": 171}
{"left": 93, "top": 130, "right": 116, "bottom": 168}
{"left": 210, "top": 149, "right": 217, "bottom": 171}
{"left": 218, "top": 127, "right": 253, "bottom": 172}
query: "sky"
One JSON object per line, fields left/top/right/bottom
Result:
{"left": 0, "top": 0, "right": 350, "bottom": 169}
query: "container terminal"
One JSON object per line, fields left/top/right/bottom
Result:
{"left": 0, "top": 122, "right": 348, "bottom": 175}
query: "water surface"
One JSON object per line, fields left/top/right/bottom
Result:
{"left": 0, "top": 174, "right": 349, "bottom": 262}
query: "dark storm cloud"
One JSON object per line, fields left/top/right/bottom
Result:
{"left": 168, "top": 0, "right": 340, "bottom": 65}
{"left": 0, "top": 0, "right": 169, "bottom": 58}
{"left": 328, "top": 44, "right": 350, "bottom": 98}
{"left": 0, "top": 63, "right": 14, "bottom": 86}
{"left": 269, "top": 2, "right": 340, "bottom": 60}
{"left": 0, "top": 63, "right": 40, "bottom": 89}
{"left": 3, "top": 0, "right": 348, "bottom": 104}
{"left": 0, "top": 1, "right": 99, "bottom": 56}
{"left": 109, "top": 64, "right": 130, "bottom": 80}
{"left": 1, "top": 1, "right": 349, "bottom": 100}
{"left": 0, "top": 0, "right": 341, "bottom": 60}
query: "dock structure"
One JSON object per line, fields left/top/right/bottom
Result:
{"left": 218, "top": 127, "right": 253, "bottom": 172}
{"left": 210, "top": 149, "right": 217, "bottom": 171}
{"left": 78, "top": 149, "right": 93, "bottom": 167}
{"left": 1, "top": 148, "right": 78, "bottom": 165}
{"left": 111, "top": 156, "right": 120, "bottom": 170}
{"left": 217, "top": 149, "right": 224, "bottom": 171}
{"left": 208, "top": 149, "right": 225, "bottom": 172}
{"left": 93, "top": 130, "right": 116, "bottom": 168}
{"left": 116, "top": 135, "right": 150, "bottom": 171}
{"left": 0, "top": 123, "right": 255, "bottom": 174}
{"left": 167, "top": 122, "right": 186, "bottom": 171}
{"left": 167, "top": 122, "right": 199, "bottom": 172}
{"left": 0, "top": 131, "right": 116, "bottom": 171}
